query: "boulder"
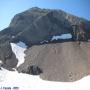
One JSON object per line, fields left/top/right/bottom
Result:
{"left": 21, "top": 65, "right": 42, "bottom": 75}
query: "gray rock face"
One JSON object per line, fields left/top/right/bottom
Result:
{"left": 18, "top": 42, "right": 90, "bottom": 82}
{"left": 10, "top": 8, "right": 90, "bottom": 45}
{"left": 1, "top": 7, "right": 90, "bottom": 46}
{"left": 0, "top": 42, "right": 18, "bottom": 69}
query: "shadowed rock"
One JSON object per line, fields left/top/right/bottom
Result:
{"left": 20, "top": 65, "right": 42, "bottom": 75}
{"left": 0, "top": 42, "right": 18, "bottom": 69}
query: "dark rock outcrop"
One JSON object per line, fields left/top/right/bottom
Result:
{"left": 18, "top": 42, "right": 90, "bottom": 82}
{"left": 20, "top": 65, "right": 42, "bottom": 75}
{"left": 0, "top": 7, "right": 90, "bottom": 46}
{"left": 72, "top": 21, "right": 88, "bottom": 43}
{"left": 0, "top": 42, "right": 18, "bottom": 69}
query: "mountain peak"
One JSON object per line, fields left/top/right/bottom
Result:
{"left": 0, "top": 7, "right": 90, "bottom": 78}
{"left": 30, "top": 7, "right": 41, "bottom": 10}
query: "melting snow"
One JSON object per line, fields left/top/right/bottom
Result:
{"left": 0, "top": 60, "right": 2, "bottom": 64}
{"left": 11, "top": 36, "right": 15, "bottom": 39}
{"left": 51, "top": 33, "right": 72, "bottom": 41}
{"left": 10, "top": 41, "right": 27, "bottom": 67}
{"left": 40, "top": 40, "right": 48, "bottom": 44}
{"left": 16, "top": 41, "right": 27, "bottom": 48}
{"left": 0, "top": 68, "right": 90, "bottom": 90}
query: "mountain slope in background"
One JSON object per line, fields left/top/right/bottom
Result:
{"left": 0, "top": 7, "right": 90, "bottom": 45}
{"left": 0, "top": 7, "right": 90, "bottom": 82}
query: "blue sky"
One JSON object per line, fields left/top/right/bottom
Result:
{"left": 0, "top": 0, "right": 90, "bottom": 30}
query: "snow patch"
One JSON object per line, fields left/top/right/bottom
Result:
{"left": 88, "top": 39, "right": 90, "bottom": 42}
{"left": 40, "top": 40, "right": 48, "bottom": 44}
{"left": 10, "top": 41, "right": 27, "bottom": 67}
{"left": 0, "top": 68, "right": 90, "bottom": 90}
{"left": 11, "top": 36, "right": 15, "bottom": 39}
{"left": 0, "top": 68, "right": 7, "bottom": 82}
{"left": 51, "top": 33, "right": 72, "bottom": 41}
{"left": 0, "top": 60, "right": 2, "bottom": 64}
{"left": 16, "top": 41, "right": 27, "bottom": 48}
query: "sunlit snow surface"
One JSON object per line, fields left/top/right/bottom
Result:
{"left": 51, "top": 34, "right": 72, "bottom": 41}
{"left": 10, "top": 41, "right": 27, "bottom": 67}
{"left": 0, "top": 68, "right": 90, "bottom": 90}
{"left": 0, "top": 40, "right": 90, "bottom": 90}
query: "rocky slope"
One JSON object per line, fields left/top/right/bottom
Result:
{"left": 0, "top": 7, "right": 90, "bottom": 45}
{"left": 18, "top": 42, "right": 90, "bottom": 82}
{"left": 0, "top": 7, "right": 90, "bottom": 81}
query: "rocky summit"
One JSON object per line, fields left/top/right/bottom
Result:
{"left": 0, "top": 7, "right": 90, "bottom": 82}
